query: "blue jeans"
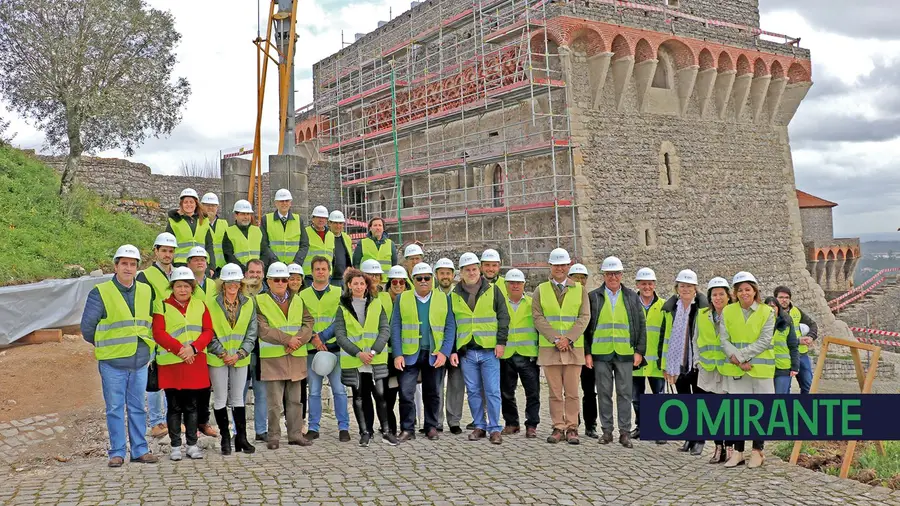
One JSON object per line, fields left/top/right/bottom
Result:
{"left": 797, "top": 354, "right": 813, "bottom": 394}
{"left": 244, "top": 355, "right": 267, "bottom": 435}
{"left": 307, "top": 353, "right": 350, "bottom": 431}
{"left": 147, "top": 390, "right": 167, "bottom": 427}
{"left": 461, "top": 348, "right": 502, "bottom": 434}
{"left": 774, "top": 375, "right": 793, "bottom": 394}
{"left": 98, "top": 361, "right": 150, "bottom": 460}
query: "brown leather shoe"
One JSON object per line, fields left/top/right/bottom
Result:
{"left": 525, "top": 427, "right": 537, "bottom": 438}
{"left": 489, "top": 432, "right": 502, "bottom": 444}
{"left": 546, "top": 429, "right": 564, "bottom": 444}
{"left": 501, "top": 425, "right": 520, "bottom": 435}
{"left": 619, "top": 432, "right": 633, "bottom": 448}
{"left": 107, "top": 456, "right": 124, "bottom": 468}
{"left": 198, "top": 424, "right": 219, "bottom": 437}
{"left": 566, "top": 430, "right": 580, "bottom": 445}
{"left": 468, "top": 428, "right": 486, "bottom": 441}
{"left": 267, "top": 440, "right": 280, "bottom": 450}
{"left": 398, "top": 430, "right": 416, "bottom": 442}
{"left": 130, "top": 453, "right": 159, "bottom": 463}
{"left": 288, "top": 437, "right": 312, "bottom": 446}
{"left": 149, "top": 423, "right": 168, "bottom": 438}
{"left": 426, "top": 428, "right": 439, "bottom": 440}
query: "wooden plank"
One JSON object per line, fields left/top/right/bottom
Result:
{"left": 17, "top": 329, "right": 62, "bottom": 345}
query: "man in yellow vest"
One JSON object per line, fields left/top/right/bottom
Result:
{"left": 585, "top": 256, "right": 646, "bottom": 448}
{"left": 80, "top": 245, "right": 159, "bottom": 467}
{"left": 299, "top": 205, "right": 335, "bottom": 285}
{"left": 481, "top": 249, "right": 507, "bottom": 298}
{"left": 261, "top": 188, "right": 304, "bottom": 268}
{"left": 631, "top": 267, "right": 666, "bottom": 442}
{"left": 499, "top": 269, "right": 540, "bottom": 438}
{"left": 201, "top": 193, "right": 227, "bottom": 273}
{"left": 223, "top": 199, "right": 266, "bottom": 273}
{"left": 352, "top": 216, "right": 397, "bottom": 282}
{"left": 532, "top": 248, "right": 590, "bottom": 444}
{"left": 773, "top": 286, "right": 817, "bottom": 394}
{"left": 328, "top": 210, "right": 353, "bottom": 286}
{"left": 392, "top": 263, "right": 457, "bottom": 442}
{"left": 434, "top": 257, "right": 464, "bottom": 434}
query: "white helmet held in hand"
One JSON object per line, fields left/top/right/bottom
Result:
{"left": 311, "top": 351, "right": 337, "bottom": 376}
{"left": 219, "top": 263, "right": 244, "bottom": 282}
{"left": 458, "top": 252, "right": 480, "bottom": 268}
{"left": 505, "top": 269, "right": 526, "bottom": 283}
{"left": 200, "top": 193, "right": 219, "bottom": 205}
{"left": 388, "top": 265, "right": 408, "bottom": 279}
{"left": 799, "top": 323, "right": 810, "bottom": 336}
{"left": 154, "top": 232, "right": 178, "bottom": 249}
{"left": 675, "top": 269, "right": 699, "bottom": 285}
{"left": 635, "top": 267, "right": 656, "bottom": 281}
{"left": 360, "top": 259, "right": 383, "bottom": 275}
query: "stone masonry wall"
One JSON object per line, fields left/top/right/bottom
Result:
{"left": 838, "top": 282, "right": 900, "bottom": 334}
{"left": 799, "top": 207, "right": 834, "bottom": 244}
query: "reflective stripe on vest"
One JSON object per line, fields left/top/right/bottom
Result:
{"left": 298, "top": 286, "right": 341, "bottom": 347}
{"left": 398, "top": 290, "right": 448, "bottom": 356}
{"left": 340, "top": 299, "right": 387, "bottom": 369}
{"left": 695, "top": 308, "right": 728, "bottom": 372}
{"left": 210, "top": 218, "right": 227, "bottom": 269}
{"left": 636, "top": 298, "right": 665, "bottom": 378}
{"left": 451, "top": 288, "right": 498, "bottom": 349}
{"left": 193, "top": 279, "right": 218, "bottom": 304}
{"left": 256, "top": 293, "right": 308, "bottom": 359}
{"left": 302, "top": 226, "right": 335, "bottom": 274}
{"left": 226, "top": 225, "right": 263, "bottom": 263}
{"left": 265, "top": 213, "right": 302, "bottom": 264}
{"left": 169, "top": 217, "right": 210, "bottom": 264}
{"left": 790, "top": 306, "right": 807, "bottom": 354}
{"left": 720, "top": 303, "right": 774, "bottom": 379}
{"left": 503, "top": 295, "right": 538, "bottom": 358}
{"left": 592, "top": 290, "right": 633, "bottom": 356}
{"left": 773, "top": 327, "right": 791, "bottom": 370}
{"left": 207, "top": 297, "right": 254, "bottom": 368}
{"left": 537, "top": 282, "right": 584, "bottom": 348}
{"left": 157, "top": 299, "right": 206, "bottom": 365}
{"left": 360, "top": 237, "right": 393, "bottom": 281}
{"left": 94, "top": 281, "right": 154, "bottom": 360}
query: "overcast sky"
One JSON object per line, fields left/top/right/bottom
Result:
{"left": 2, "top": 0, "right": 898, "bottom": 237}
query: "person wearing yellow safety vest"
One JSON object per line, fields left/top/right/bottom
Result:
{"left": 584, "top": 256, "right": 646, "bottom": 449}
{"left": 151, "top": 266, "right": 215, "bottom": 461}
{"left": 328, "top": 210, "right": 353, "bottom": 286}
{"left": 391, "top": 263, "right": 457, "bottom": 443}
{"left": 533, "top": 248, "right": 590, "bottom": 444}
{"left": 568, "top": 263, "right": 598, "bottom": 439}
{"left": 335, "top": 268, "right": 392, "bottom": 447}
{"left": 720, "top": 271, "right": 775, "bottom": 469}
{"left": 480, "top": 248, "right": 507, "bottom": 298}
{"left": 498, "top": 269, "right": 541, "bottom": 438}
{"left": 80, "top": 245, "right": 159, "bottom": 467}
{"left": 183, "top": 246, "right": 218, "bottom": 438}
{"left": 773, "top": 286, "right": 817, "bottom": 394}
{"left": 764, "top": 296, "right": 800, "bottom": 395}
{"left": 628, "top": 267, "right": 665, "bottom": 443}
{"left": 698, "top": 277, "right": 731, "bottom": 464}
{"left": 433, "top": 257, "right": 464, "bottom": 434}
{"left": 261, "top": 189, "right": 305, "bottom": 268}
{"left": 402, "top": 243, "right": 429, "bottom": 287}
{"left": 287, "top": 263, "right": 305, "bottom": 294}
{"left": 256, "top": 262, "right": 315, "bottom": 449}
{"left": 298, "top": 205, "right": 335, "bottom": 285}
{"left": 352, "top": 216, "right": 398, "bottom": 282}
{"left": 660, "top": 269, "right": 709, "bottom": 456}
{"left": 299, "top": 256, "right": 351, "bottom": 442}
{"left": 382, "top": 264, "right": 410, "bottom": 436}
{"left": 451, "top": 252, "right": 510, "bottom": 444}
{"left": 223, "top": 199, "right": 266, "bottom": 273}
{"left": 166, "top": 188, "right": 215, "bottom": 271}
{"left": 240, "top": 258, "right": 270, "bottom": 443}
{"left": 200, "top": 193, "right": 227, "bottom": 273}
{"left": 207, "top": 264, "right": 259, "bottom": 456}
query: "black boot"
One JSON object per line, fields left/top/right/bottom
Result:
{"left": 679, "top": 440, "right": 693, "bottom": 452}
{"left": 690, "top": 441, "right": 706, "bottom": 456}
{"left": 214, "top": 408, "right": 232, "bottom": 456}
{"left": 232, "top": 407, "right": 256, "bottom": 454}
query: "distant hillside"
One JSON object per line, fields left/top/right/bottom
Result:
{"left": 860, "top": 241, "right": 900, "bottom": 255}
{"left": 0, "top": 146, "right": 157, "bottom": 285}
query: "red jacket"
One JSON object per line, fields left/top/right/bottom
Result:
{"left": 152, "top": 295, "right": 213, "bottom": 391}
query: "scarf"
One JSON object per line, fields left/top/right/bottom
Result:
{"left": 665, "top": 300, "right": 690, "bottom": 376}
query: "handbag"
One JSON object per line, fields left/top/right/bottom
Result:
{"left": 146, "top": 360, "right": 160, "bottom": 392}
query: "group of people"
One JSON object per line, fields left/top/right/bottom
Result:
{"left": 80, "top": 187, "right": 819, "bottom": 470}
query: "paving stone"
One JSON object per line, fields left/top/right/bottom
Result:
{"left": 0, "top": 428, "right": 18, "bottom": 438}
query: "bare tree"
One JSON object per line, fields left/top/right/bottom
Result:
{"left": 178, "top": 156, "right": 221, "bottom": 179}
{"left": 0, "top": 0, "right": 191, "bottom": 194}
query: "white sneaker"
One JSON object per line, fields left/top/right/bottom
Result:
{"left": 186, "top": 445, "right": 204, "bottom": 459}
{"left": 170, "top": 447, "right": 183, "bottom": 461}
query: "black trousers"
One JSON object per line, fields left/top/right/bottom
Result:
{"left": 675, "top": 368, "right": 706, "bottom": 445}
{"left": 165, "top": 388, "right": 201, "bottom": 447}
{"left": 400, "top": 353, "right": 442, "bottom": 432}
{"left": 632, "top": 376, "right": 665, "bottom": 428}
{"left": 351, "top": 373, "right": 388, "bottom": 436}
{"left": 300, "top": 378, "right": 307, "bottom": 420}
{"left": 382, "top": 361, "right": 400, "bottom": 435}
{"left": 733, "top": 440, "right": 764, "bottom": 451}
{"left": 197, "top": 387, "right": 211, "bottom": 426}
{"left": 580, "top": 364, "right": 598, "bottom": 430}
{"left": 500, "top": 355, "right": 541, "bottom": 428}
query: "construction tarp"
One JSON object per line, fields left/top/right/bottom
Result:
{"left": 0, "top": 273, "right": 112, "bottom": 345}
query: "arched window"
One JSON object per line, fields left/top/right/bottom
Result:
{"left": 491, "top": 164, "right": 504, "bottom": 207}
{"left": 401, "top": 180, "right": 413, "bottom": 209}
{"left": 652, "top": 47, "right": 674, "bottom": 89}
{"left": 664, "top": 153, "right": 673, "bottom": 185}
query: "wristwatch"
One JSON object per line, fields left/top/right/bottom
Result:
{"left": 553, "top": 337, "right": 560, "bottom": 344}
{"left": 190, "top": 344, "right": 198, "bottom": 355}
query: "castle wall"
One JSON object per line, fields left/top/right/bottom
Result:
{"left": 799, "top": 207, "right": 834, "bottom": 244}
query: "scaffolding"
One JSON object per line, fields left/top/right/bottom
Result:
{"left": 313, "top": 0, "right": 576, "bottom": 270}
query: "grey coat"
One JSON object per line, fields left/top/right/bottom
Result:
{"left": 206, "top": 292, "right": 258, "bottom": 361}
{"left": 719, "top": 302, "right": 775, "bottom": 394}
{"left": 334, "top": 294, "right": 391, "bottom": 388}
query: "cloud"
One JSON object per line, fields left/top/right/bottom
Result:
{"left": 760, "top": 0, "right": 900, "bottom": 41}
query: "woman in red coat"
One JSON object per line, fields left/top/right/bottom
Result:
{"left": 152, "top": 267, "right": 214, "bottom": 461}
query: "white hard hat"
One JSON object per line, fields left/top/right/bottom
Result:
{"left": 360, "top": 259, "right": 384, "bottom": 275}
{"left": 267, "top": 262, "right": 290, "bottom": 278}
{"left": 233, "top": 199, "right": 253, "bottom": 214}
{"left": 311, "top": 205, "right": 329, "bottom": 218}
{"left": 404, "top": 244, "right": 424, "bottom": 257}
{"left": 548, "top": 248, "right": 571, "bottom": 265}
{"left": 675, "top": 269, "right": 699, "bottom": 285}
{"left": 505, "top": 268, "right": 526, "bottom": 283}
{"left": 287, "top": 263, "right": 304, "bottom": 276}
{"left": 311, "top": 351, "right": 337, "bottom": 376}
{"left": 153, "top": 232, "right": 178, "bottom": 249}
{"left": 635, "top": 267, "right": 656, "bottom": 281}
{"left": 187, "top": 246, "right": 208, "bottom": 260}
{"left": 601, "top": 256, "right": 624, "bottom": 272}
{"left": 707, "top": 277, "right": 730, "bottom": 290}
{"left": 219, "top": 263, "right": 244, "bottom": 282}
{"left": 169, "top": 266, "right": 195, "bottom": 283}
{"left": 274, "top": 188, "right": 293, "bottom": 201}
{"left": 179, "top": 188, "right": 199, "bottom": 200}
{"left": 328, "top": 210, "right": 345, "bottom": 223}
{"left": 732, "top": 271, "right": 758, "bottom": 286}
{"left": 459, "top": 252, "right": 480, "bottom": 268}
{"left": 411, "top": 263, "right": 433, "bottom": 277}
{"left": 200, "top": 192, "right": 219, "bottom": 205}
{"left": 388, "top": 265, "right": 408, "bottom": 279}
{"left": 568, "top": 263, "right": 589, "bottom": 276}
{"left": 113, "top": 244, "right": 141, "bottom": 261}
{"left": 434, "top": 258, "right": 455, "bottom": 271}
{"left": 481, "top": 249, "right": 501, "bottom": 263}
{"left": 799, "top": 323, "right": 810, "bottom": 336}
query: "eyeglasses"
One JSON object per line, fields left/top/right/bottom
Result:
{"left": 414, "top": 276, "right": 432, "bottom": 282}
{"left": 604, "top": 272, "right": 623, "bottom": 277}
{"left": 390, "top": 279, "right": 406, "bottom": 286}
{"left": 269, "top": 278, "right": 288, "bottom": 284}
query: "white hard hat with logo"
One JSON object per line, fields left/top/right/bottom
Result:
{"left": 179, "top": 188, "right": 199, "bottom": 200}
{"left": 200, "top": 193, "right": 219, "bottom": 205}
{"left": 707, "top": 277, "right": 730, "bottom": 290}
{"left": 675, "top": 269, "right": 699, "bottom": 285}
{"left": 219, "top": 263, "right": 244, "bottom": 282}
{"left": 154, "top": 232, "right": 178, "bottom": 249}
{"left": 412, "top": 263, "right": 433, "bottom": 277}
{"left": 505, "top": 269, "right": 526, "bottom": 283}
{"left": 548, "top": 248, "right": 571, "bottom": 265}
{"left": 114, "top": 244, "right": 141, "bottom": 261}
{"left": 169, "top": 266, "right": 195, "bottom": 283}
{"left": 635, "top": 267, "right": 656, "bottom": 281}
{"left": 732, "top": 271, "right": 758, "bottom": 286}
{"left": 287, "top": 263, "right": 304, "bottom": 276}
{"left": 481, "top": 249, "right": 501, "bottom": 263}
{"left": 275, "top": 188, "right": 293, "bottom": 201}
{"left": 311, "top": 205, "right": 329, "bottom": 218}
{"left": 233, "top": 199, "right": 253, "bottom": 214}
{"left": 360, "top": 259, "right": 384, "bottom": 275}
{"left": 434, "top": 258, "right": 455, "bottom": 271}
{"left": 328, "top": 210, "right": 345, "bottom": 223}
{"left": 458, "top": 252, "right": 480, "bottom": 268}
{"left": 311, "top": 351, "right": 337, "bottom": 376}
{"left": 404, "top": 244, "right": 424, "bottom": 258}
{"left": 799, "top": 323, "right": 810, "bottom": 336}
{"left": 568, "top": 263, "right": 589, "bottom": 276}
{"left": 601, "top": 256, "right": 624, "bottom": 272}
{"left": 187, "top": 246, "right": 208, "bottom": 260}
{"left": 388, "top": 265, "right": 408, "bottom": 279}
{"left": 267, "top": 262, "right": 290, "bottom": 278}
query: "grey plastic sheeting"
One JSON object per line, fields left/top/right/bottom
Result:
{"left": 0, "top": 273, "right": 112, "bottom": 345}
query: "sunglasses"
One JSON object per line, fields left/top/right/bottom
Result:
{"left": 269, "top": 278, "right": 288, "bottom": 284}
{"left": 414, "top": 276, "right": 432, "bottom": 282}
{"left": 390, "top": 279, "right": 406, "bottom": 285}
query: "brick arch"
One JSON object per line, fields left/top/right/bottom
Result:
{"left": 837, "top": 249, "right": 845, "bottom": 260}
{"left": 658, "top": 39, "right": 695, "bottom": 69}
{"left": 611, "top": 34, "right": 631, "bottom": 60}
{"left": 736, "top": 54, "right": 752, "bottom": 75}
{"left": 635, "top": 38, "right": 655, "bottom": 63}
{"left": 567, "top": 26, "right": 606, "bottom": 57}
{"left": 529, "top": 29, "right": 564, "bottom": 52}
{"left": 699, "top": 48, "right": 715, "bottom": 71}
{"left": 717, "top": 51, "right": 734, "bottom": 72}
{"left": 753, "top": 57, "right": 769, "bottom": 77}
{"left": 788, "top": 62, "right": 811, "bottom": 83}
{"left": 826, "top": 250, "right": 835, "bottom": 261}
{"left": 816, "top": 250, "right": 826, "bottom": 261}
{"left": 770, "top": 60, "right": 785, "bottom": 80}
{"left": 306, "top": 127, "right": 312, "bottom": 140}
{"left": 312, "top": 124, "right": 317, "bottom": 138}
{"left": 296, "top": 130, "right": 304, "bottom": 143}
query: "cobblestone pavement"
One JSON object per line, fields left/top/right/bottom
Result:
{"left": 0, "top": 414, "right": 65, "bottom": 466}
{"left": 2, "top": 384, "right": 899, "bottom": 506}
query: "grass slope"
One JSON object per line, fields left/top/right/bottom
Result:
{"left": 0, "top": 146, "right": 157, "bottom": 284}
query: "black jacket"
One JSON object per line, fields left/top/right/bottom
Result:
{"left": 585, "top": 284, "right": 647, "bottom": 362}
{"left": 661, "top": 293, "right": 708, "bottom": 375}
{"left": 775, "top": 307, "right": 801, "bottom": 375}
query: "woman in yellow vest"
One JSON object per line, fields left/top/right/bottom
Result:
{"left": 352, "top": 217, "right": 398, "bottom": 282}
{"left": 207, "top": 264, "right": 258, "bottom": 456}
{"left": 151, "top": 267, "right": 214, "bottom": 461}
{"left": 695, "top": 277, "right": 731, "bottom": 464}
{"left": 720, "top": 271, "right": 775, "bottom": 469}
{"left": 334, "top": 268, "right": 391, "bottom": 447}
{"left": 200, "top": 192, "right": 227, "bottom": 272}
{"left": 764, "top": 296, "right": 800, "bottom": 395}
{"left": 287, "top": 263, "right": 306, "bottom": 294}
{"left": 166, "top": 188, "right": 215, "bottom": 269}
